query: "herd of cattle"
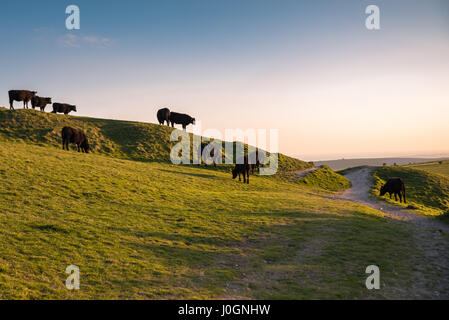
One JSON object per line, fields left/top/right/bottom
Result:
{"left": 8, "top": 90, "right": 76, "bottom": 114}
{"left": 5, "top": 90, "right": 407, "bottom": 191}
{"left": 6, "top": 90, "right": 258, "bottom": 184}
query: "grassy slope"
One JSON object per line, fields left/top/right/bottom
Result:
{"left": 0, "top": 108, "right": 423, "bottom": 299}
{"left": 297, "top": 166, "right": 352, "bottom": 191}
{"left": 0, "top": 141, "right": 416, "bottom": 299}
{"left": 0, "top": 108, "right": 312, "bottom": 172}
{"left": 408, "top": 160, "right": 449, "bottom": 177}
{"left": 372, "top": 166, "right": 449, "bottom": 216}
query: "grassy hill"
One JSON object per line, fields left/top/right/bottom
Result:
{"left": 0, "top": 107, "right": 428, "bottom": 299}
{"left": 408, "top": 160, "right": 449, "bottom": 178}
{"left": 372, "top": 165, "right": 449, "bottom": 217}
{"left": 0, "top": 107, "right": 313, "bottom": 173}
{"left": 316, "top": 157, "right": 449, "bottom": 171}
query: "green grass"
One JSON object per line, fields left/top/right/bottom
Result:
{"left": 295, "top": 166, "right": 352, "bottom": 191}
{"left": 407, "top": 160, "right": 449, "bottom": 178}
{"left": 372, "top": 166, "right": 449, "bottom": 216}
{"left": 0, "top": 108, "right": 427, "bottom": 299}
{"left": 0, "top": 141, "right": 418, "bottom": 299}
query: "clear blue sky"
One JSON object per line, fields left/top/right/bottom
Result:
{"left": 1, "top": 0, "right": 448, "bottom": 160}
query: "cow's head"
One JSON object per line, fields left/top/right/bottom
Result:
{"left": 70, "top": 105, "right": 77, "bottom": 112}
{"left": 45, "top": 98, "right": 52, "bottom": 104}
{"left": 232, "top": 167, "right": 238, "bottom": 179}
{"left": 379, "top": 184, "right": 387, "bottom": 196}
{"left": 191, "top": 117, "right": 196, "bottom": 125}
{"left": 31, "top": 91, "right": 37, "bottom": 96}
{"left": 82, "top": 140, "right": 90, "bottom": 153}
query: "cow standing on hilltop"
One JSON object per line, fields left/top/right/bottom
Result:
{"left": 62, "top": 126, "right": 90, "bottom": 153}
{"left": 31, "top": 96, "right": 52, "bottom": 112}
{"left": 157, "top": 108, "right": 171, "bottom": 125}
{"left": 53, "top": 103, "right": 77, "bottom": 115}
{"left": 8, "top": 90, "right": 37, "bottom": 110}
{"left": 380, "top": 177, "right": 406, "bottom": 203}
{"left": 169, "top": 112, "right": 195, "bottom": 130}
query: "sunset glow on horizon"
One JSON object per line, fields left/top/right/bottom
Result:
{"left": 1, "top": 0, "right": 448, "bottom": 160}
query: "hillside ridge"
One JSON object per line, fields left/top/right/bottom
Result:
{"left": 0, "top": 107, "right": 313, "bottom": 172}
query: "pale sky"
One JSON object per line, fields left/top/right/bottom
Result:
{"left": 1, "top": 0, "right": 448, "bottom": 160}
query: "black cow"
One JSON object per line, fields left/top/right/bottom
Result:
{"left": 61, "top": 126, "right": 90, "bottom": 153}
{"left": 31, "top": 96, "right": 52, "bottom": 111}
{"left": 8, "top": 90, "right": 37, "bottom": 110}
{"left": 169, "top": 112, "right": 195, "bottom": 130}
{"left": 53, "top": 103, "right": 77, "bottom": 115}
{"left": 232, "top": 156, "right": 253, "bottom": 184}
{"left": 198, "top": 142, "right": 221, "bottom": 167}
{"left": 380, "top": 177, "right": 406, "bottom": 203}
{"left": 157, "top": 108, "right": 170, "bottom": 125}
{"left": 248, "top": 149, "right": 265, "bottom": 174}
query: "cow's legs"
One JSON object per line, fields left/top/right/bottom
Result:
{"left": 246, "top": 170, "right": 250, "bottom": 184}
{"left": 394, "top": 193, "right": 398, "bottom": 201}
{"left": 238, "top": 172, "right": 241, "bottom": 182}
{"left": 243, "top": 172, "right": 246, "bottom": 184}
{"left": 9, "top": 99, "right": 14, "bottom": 110}
{"left": 398, "top": 193, "right": 402, "bottom": 203}
{"left": 402, "top": 190, "right": 406, "bottom": 203}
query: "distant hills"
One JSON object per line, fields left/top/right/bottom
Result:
{"left": 316, "top": 157, "right": 449, "bottom": 171}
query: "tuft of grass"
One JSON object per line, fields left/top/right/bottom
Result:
{"left": 372, "top": 166, "right": 449, "bottom": 216}
{"left": 297, "top": 166, "right": 352, "bottom": 191}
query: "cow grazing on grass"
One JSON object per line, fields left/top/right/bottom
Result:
{"left": 53, "top": 103, "right": 77, "bottom": 115}
{"left": 31, "top": 96, "right": 52, "bottom": 111}
{"left": 8, "top": 90, "right": 37, "bottom": 110}
{"left": 169, "top": 112, "right": 195, "bottom": 130}
{"left": 232, "top": 156, "right": 253, "bottom": 184}
{"left": 198, "top": 142, "right": 221, "bottom": 167}
{"left": 380, "top": 177, "right": 406, "bottom": 203}
{"left": 62, "top": 126, "right": 90, "bottom": 153}
{"left": 157, "top": 108, "right": 170, "bottom": 125}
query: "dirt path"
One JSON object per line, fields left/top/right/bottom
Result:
{"left": 338, "top": 167, "right": 449, "bottom": 298}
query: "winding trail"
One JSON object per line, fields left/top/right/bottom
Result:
{"left": 337, "top": 167, "right": 449, "bottom": 299}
